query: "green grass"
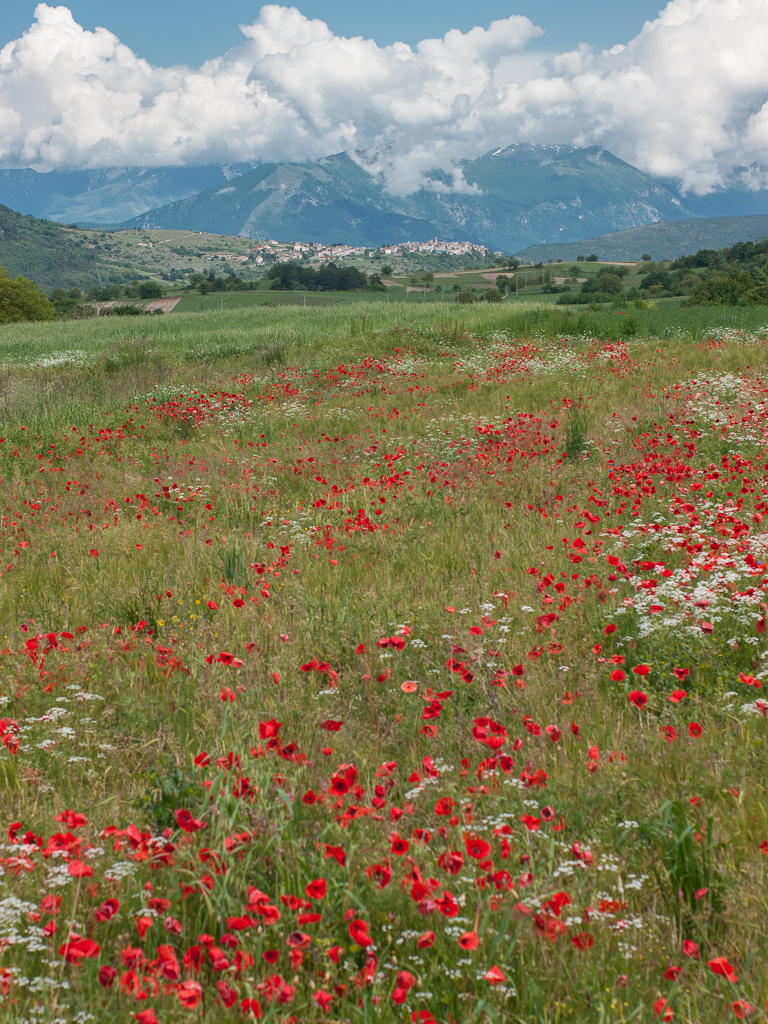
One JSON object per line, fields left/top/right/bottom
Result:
{"left": 0, "top": 308, "right": 767, "bottom": 1022}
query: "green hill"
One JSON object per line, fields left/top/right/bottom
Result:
{"left": 0, "top": 205, "right": 103, "bottom": 291}
{"left": 0, "top": 209, "right": 267, "bottom": 293}
{"left": 514, "top": 215, "right": 768, "bottom": 263}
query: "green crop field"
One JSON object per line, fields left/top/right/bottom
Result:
{"left": 0, "top": 301, "right": 767, "bottom": 1023}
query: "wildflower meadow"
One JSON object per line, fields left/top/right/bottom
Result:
{"left": 0, "top": 302, "right": 767, "bottom": 1024}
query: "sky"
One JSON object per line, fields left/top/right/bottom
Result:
{"left": 3, "top": 2, "right": 667, "bottom": 68}
{"left": 1, "top": 1, "right": 768, "bottom": 196}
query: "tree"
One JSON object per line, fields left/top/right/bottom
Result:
{"left": 688, "top": 272, "right": 758, "bottom": 306}
{"left": 641, "top": 253, "right": 652, "bottom": 261}
{"left": 585, "top": 254, "right": 598, "bottom": 262}
{"left": 139, "top": 280, "right": 164, "bottom": 299}
{"left": 596, "top": 273, "right": 623, "bottom": 295}
{"left": 456, "top": 290, "right": 477, "bottom": 304}
{"left": 380, "top": 265, "right": 393, "bottom": 277}
{"left": 484, "top": 287, "right": 502, "bottom": 303}
{"left": 0, "top": 268, "right": 54, "bottom": 324}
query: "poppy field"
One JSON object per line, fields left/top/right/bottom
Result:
{"left": 1, "top": 303, "right": 768, "bottom": 1023}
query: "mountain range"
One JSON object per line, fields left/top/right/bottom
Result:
{"left": 515, "top": 215, "right": 768, "bottom": 263}
{"left": 0, "top": 164, "right": 253, "bottom": 226}
{"left": 120, "top": 145, "right": 738, "bottom": 253}
{"left": 1, "top": 145, "right": 768, "bottom": 256}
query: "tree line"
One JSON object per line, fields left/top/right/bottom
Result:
{"left": 267, "top": 262, "right": 384, "bottom": 292}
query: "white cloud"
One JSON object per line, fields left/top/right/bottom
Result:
{"left": 0, "top": 1, "right": 767, "bottom": 194}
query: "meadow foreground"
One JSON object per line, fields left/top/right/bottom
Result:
{"left": 0, "top": 304, "right": 767, "bottom": 1023}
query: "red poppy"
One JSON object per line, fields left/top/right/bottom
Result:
{"left": 390, "top": 835, "right": 410, "bottom": 856}
{"left": 305, "top": 878, "right": 326, "bottom": 899}
{"left": 134, "top": 1012, "right": 159, "bottom": 1024}
{"left": 67, "top": 860, "right": 93, "bottom": 878}
{"left": 458, "top": 931, "right": 479, "bottom": 950}
{"left": 59, "top": 936, "right": 100, "bottom": 964}
{"left": 731, "top": 1001, "right": 754, "bottom": 1020}
{"left": 437, "top": 850, "right": 463, "bottom": 875}
{"left": 216, "top": 980, "right": 238, "bottom": 1008}
{"left": 348, "top": 920, "right": 373, "bottom": 947}
{"left": 683, "top": 939, "right": 700, "bottom": 958}
{"left": 319, "top": 719, "right": 343, "bottom": 731}
{"left": 98, "top": 965, "right": 117, "bottom": 988}
{"left": 323, "top": 844, "right": 345, "bottom": 866}
{"left": 533, "top": 913, "right": 566, "bottom": 941}
{"left": 633, "top": 664, "right": 651, "bottom": 676}
{"left": 95, "top": 898, "right": 119, "bottom": 922}
{"left": 688, "top": 722, "right": 702, "bottom": 737}
{"left": 673, "top": 667, "right": 689, "bottom": 681}
{"left": 484, "top": 965, "right": 505, "bottom": 983}
{"left": 175, "top": 809, "right": 206, "bottom": 833}
{"left": 520, "top": 815, "right": 540, "bottom": 832}
{"left": 177, "top": 980, "right": 203, "bottom": 1009}
{"left": 571, "top": 932, "right": 594, "bottom": 950}
{"left": 628, "top": 690, "right": 647, "bottom": 708}
{"left": 417, "top": 931, "right": 436, "bottom": 949}
{"left": 392, "top": 970, "right": 416, "bottom": 1004}
{"left": 611, "top": 669, "right": 625, "bottom": 681}
{"left": 664, "top": 966, "right": 682, "bottom": 981}
{"left": 654, "top": 998, "right": 673, "bottom": 1021}
{"left": 435, "top": 891, "right": 459, "bottom": 917}
{"left": 669, "top": 690, "right": 687, "bottom": 703}
{"left": 707, "top": 956, "right": 738, "bottom": 982}
{"left": 464, "top": 835, "right": 491, "bottom": 859}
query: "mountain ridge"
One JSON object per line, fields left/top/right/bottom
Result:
{"left": 120, "top": 145, "right": 712, "bottom": 253}
{"left": 513, "top": 215, "right": 768, "bottom": 263}
{"left": 0, "top": 164, "right": 255, "bottom": 226}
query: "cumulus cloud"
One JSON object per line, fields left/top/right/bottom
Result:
{"left": 1, "top": 1, "right": 767, "bottom": 194}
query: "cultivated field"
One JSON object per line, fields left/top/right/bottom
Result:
{"left": 0, "top": 302, "right": 767, "bottom": 1023}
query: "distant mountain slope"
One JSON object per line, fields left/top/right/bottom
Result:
{"left": 121, "top": 145, "right": 709, "bottom": 252}
{"left": 0, "top": 165, "right": 254, "bottom": 226}
{"left": 513, "top": 215, "right": 768, "bottom": 263}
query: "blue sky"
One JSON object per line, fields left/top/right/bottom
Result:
{"left": 4, "top": 1, "right": 666, "bottom": 67}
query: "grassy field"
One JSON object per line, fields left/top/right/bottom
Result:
{"left": 0, "top": 302, "right": 768, "bottom": 1022}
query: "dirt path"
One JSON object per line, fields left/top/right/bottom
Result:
{"left": 92, "top": 297, "right": 182, "bottom": 315}
{"left": 146, "top": 297, "right": 182, "bottom": 313}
